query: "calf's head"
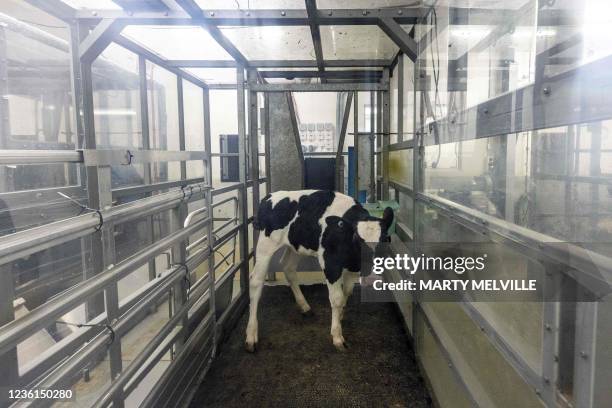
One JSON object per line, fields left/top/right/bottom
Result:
{"left": 354, "top": 207, "right": 394, "bottom": 243}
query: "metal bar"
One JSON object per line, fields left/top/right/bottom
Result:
{"left": 79, "top": 19, "right": 126, "bottom": 63}
{"left": 381, "top": 68, "right": 391, "bottom": 199}
{"left": 286, "top": 92, "right": 305, "bottom": 187}
{"left": 418, "top": 192, "right": 612, "bottom": 288}
{"left": 305, "top": 0, "right": 326, "bottom": 81}
{"left": 0, "top": 149, "right": 82, "bottom": 165}
{"left": 248, "top": 69, "right": 261, "bottom": 249}
{"left": 24, "top": 0, "right": 76, "bottom": 21}
{"left": 574, "top": 302, "right": 598, "bottom": 408}
{"left": 352, "top": 91, "right": 359, "bottom": 199}
{"left": 264, "top": 92, "right": 272, "bottom": 194}
{"left": 258, "top": 70, "right": 382, "bottom": 79}
{"left": 0, "top": 183, "right": 208, "bottom": 266}
{"left": 166, "top": 59, "right": 391, "bottom": 68}
{"left": 397, "top": 54, "right": 404, "bottom": 142}
{"left": 378, "top": 18, "right": 417, "bottom": 62}
{"left": 369, "top": 91, "right": 376, "bottom": 203}
{"left": 335, "top": 92, "right": 353, "bottom": 192}
{"left": 112, "top": 177, "right": 205, "bottom": 199}
{"left": 389, "top": 139, "right": 414, "bottom": 151}
{"left": 0, "top": 216, "right": 211, "bottom": 358}
{"left": 81, "top": 148, "right": 206, "bottom": 166}
{"left": 250, "top": 82, "right": 387, "bottom": 92}
{"left": 236, "top": 66, "right": 249, "bottom": 293}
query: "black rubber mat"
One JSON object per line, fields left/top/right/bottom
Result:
{"left": 190, "top": 284, "right": 431, "bottom": 407}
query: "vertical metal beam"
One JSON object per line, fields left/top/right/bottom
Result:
{"left": 381, "top": 68, "right": 390, "bottom": 200}
{"left": 247, "top": 69, "right": 260, "bottom": 247}
{"left": 352, "top": 91, "right": 359, "bottom": 199}
{"left": 82, "top": 56, "right": 124, "bottom": 406}
{"left": 264, "top": 93, "right": 272, "bottom": 195}
{"left": 202, "top": 87, "right": 217, "bottom": 356}
{"left": 236, "top": 66, "right": 249, "bottom": 293}
{"left": 139, "top": 56, "right": 157, "bottom": 282}
{"left": 335, "top": 93, "right": 353, "bottom": 192}
{"left": 305, "top": 0, "right": 326, "bottom": 81}
{"left": 369, "top": 91, "right": 376, "bottom": 203}
{"left": 397, "top": 54, "right": 404, "bottom": 142}
{"left": 172, "top": 77, "right": 189, "bottom": 350}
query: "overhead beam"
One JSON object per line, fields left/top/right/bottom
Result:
{"left": 249, "top": 83, "right": 387, "bottom": 92}
{"left": 79, "top": 19, "right": 127, "bottom": 63}
{"left": 72, "top": 7, "right": 423, "bottom": 25}
{"left": 259, "top": 70, "right": 382, "bottom": 80}
{"left": 174, "top": 0, "right": 249, "bottom": 66}
{"left": 305, "top": 0, "right": 325, "bottom": 81}
{"left": 166, "top": 59, "right": 392, "bottom": 68}
{"left": 378, "top": 17, "right": 417, "bottom": 62}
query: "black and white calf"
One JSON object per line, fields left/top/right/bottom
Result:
{"left": 246, "top": 190, "right": 393, "bottom": 352}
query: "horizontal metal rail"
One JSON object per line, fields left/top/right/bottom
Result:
{"left": 418, "top": 192, "right": 612, "bottom": 291}
{"left": 249, "top": 82, "right": 388, "bottom": 92}
{"left": 0, "top": 182, "right": 209, "bottom": 266}
{"left": 0, "top": 149, "right": 82, "bottom": 165}
{"left": 389, "top": 139, "right": 414, "bottom": 151}
{"left": 81, "top": 149, "right": 207, "bottom": 166}
{"left": 112, "top": 177, "right": 205, "bottom": 199}
{"left": 0, "top": 214, "right": 211, "bottom": 357}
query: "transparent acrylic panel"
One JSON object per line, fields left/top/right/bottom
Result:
{"left": 183, "top": 80, "right": 205, "bottom": 151}
{"left": 321, "top": 25, "right": 399, "bottom": 60}
{"left": 146, "top": 62, "right": 179, "bottom": 150}
{"left": 196, "top": 0, "right": 305, "bottom": 8}
{"left": 92, "top": 43, "right": 141, "bottom": 148}
{"left": 219, "top": 26, "right": 315, "bottom": 60}
{"left": 122, "top": 26, "right": 232, "bottom": 60}
{"left": 3, "top": 19, "right": 74, "bottom": 150}
{"left": 422, "top": 126, "right": 612, "bottom": 245}
{"left": 389, "top": 149, "right": 413, "bottom": 188}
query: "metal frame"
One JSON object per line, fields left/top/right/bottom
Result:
{"left": 2, "top": 1, "right": 609, "bottom": 408}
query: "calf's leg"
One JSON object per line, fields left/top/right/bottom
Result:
{"left": 280, "top": 248, "right": 312, "bottom": 315}
{"left": 327, "top": 279, "right": 348, "bottom": 351}
{"left": 245, "top": 236, "right": 279, "bottom": 352}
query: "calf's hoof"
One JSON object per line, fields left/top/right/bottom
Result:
{"left": 301, "top": 309, "right": 315, "bottom": 318}
{"left": 333, "top": 339, "right": 348, "bottom": 352}
{"left": 245, "top": 341, "right": 257, "bottom": 353}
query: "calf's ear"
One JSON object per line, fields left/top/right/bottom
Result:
{"left": 381, "top": 207, "right": 394, "bottom": 232}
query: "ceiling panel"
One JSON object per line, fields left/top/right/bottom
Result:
{"left": 321, "top": 25, "right": 399, "bottom": 60}
{"left": 122, "top": 26, "right": 233, "bottom": 60}
{"left": 219, "top": 26, "right": 315, "bottom": 60}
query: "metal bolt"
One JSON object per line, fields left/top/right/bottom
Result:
{"left": 483, "top": 108, "right": 489, "bottom": 114}
{"left": 328, "top": 11, "right": 333, "bottom": 16}
{"left": 398, "top": 10, "right": 403, "bottom": 15}
{"left": 92, "top": 11, "right": 98, "bottom": 16}
{"left": 544, "top": 377, "right": 550, "bottom": 384}
{"left": 127, "top": 11, "right": 133, "bottom": 16}
{"left": 210, "top": 11, "right": 215, "bottom": 16}
{"left": 246, "top": 11, "right": 250, "bottom": 16}
{"left": 281, "top": 11, "right": 286, "bottom": 16}
{"left": 362, "top": 10, "right": 368, "bottom": 16}
{"left": 543, "top": 86, "right": 551, "bottom": 95}
{"left": 580, "top": 351, "right": 588, "bottom": 359}
{"left": 535, "top": 389, "right": 541, "bottom": 396}
{"left": 545, "top": 324, "right": 552, "bottom": 331}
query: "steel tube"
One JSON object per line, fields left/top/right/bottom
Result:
{"left": 0, "top": 149, "right": 82, "bottom": 165}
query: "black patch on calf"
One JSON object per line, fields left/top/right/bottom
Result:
{"left": 288, "top": 190, "right": 335, "bottom": 252}
{"left": 255, "top": 195, "right": 298, "bottom": 237}
{"left": 321, "top": 216, "right": 361, "bottom": 283}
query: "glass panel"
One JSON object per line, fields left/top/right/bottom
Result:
{"left": 321, "top": 25, "right": 398, "bottom": 60}
{"left": 219, "top": 26, "right": 315, "bottom": 60}
{"left": 196, "top": 0, "right": 305, "bottom": 9}
{"left": 389, "top": 149, "right": 413, "bottom": 187}
{"left": 183, "top": 80, "right": 205, "bottom": 151}
{"left": 122, "top": 26, "right": 233, "bottom": 60}
{"left": 186, "top": 68, "right": 237, "bottom": 84}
